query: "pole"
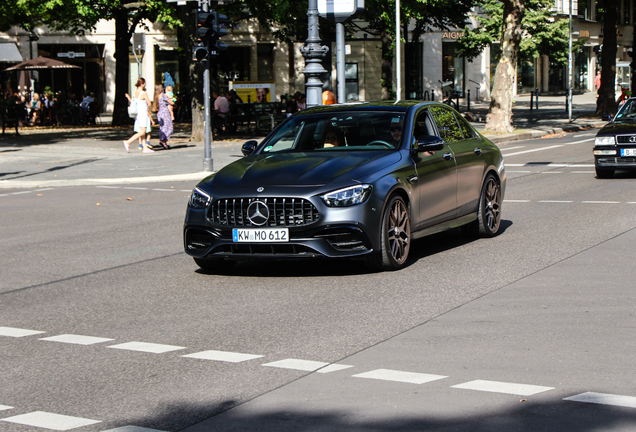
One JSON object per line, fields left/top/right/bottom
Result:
{"left": 395, "top": 0, "right": 401, "bottom": 101}
{"left": 301, "top": 0, "right": 329, "bottom": 108}
{"left": 568, "top": 0, "right": 573, "bottom": 123}
{"left": 336, "top": 22, "right": 345, "bottom": 104}
{"left": 202, "top": 0, "right": 213, "bottom": 172}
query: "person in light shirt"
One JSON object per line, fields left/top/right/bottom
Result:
{"left": 212, "top": 89, "right": 230, "bottom": 134}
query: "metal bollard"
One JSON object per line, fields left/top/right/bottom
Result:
{"left": 530, "top": 90, "right": 534, "bottom": 111}
{"left": 456, "top": 93, "right": 460, "bottom": 112}
{"left": 431, "top": 89, "right": 435, "bottom": 102}
{"left": 535, "top": 88, "right": 539, "bottom": 109}
{"left": 565, "top": 91, "right": 568, "bottom": 113}
{"left": 467, "top": 89, "right": 471, "bottom": 111}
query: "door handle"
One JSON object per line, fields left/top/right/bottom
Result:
{"left": 443, "top": 152, "right": 453, "bottom": 160}
{"left": 474, "top": 148, "right": 482, "bottom": 155}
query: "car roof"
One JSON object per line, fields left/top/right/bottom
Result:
{"left": 297, "top": 100, "right": 438, "bottom": 116}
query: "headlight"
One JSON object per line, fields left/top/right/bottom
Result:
{"left": 595, "top": 136, "right": 616, "bottom": 146}
{"left": 593, "top": 150, "right": 617, "bottom": 155}
{"left": 321, "top": 185, "right": 372, "bottom": 207}
{"left": 189, "top": 187, "right": 212, "bottom": 209}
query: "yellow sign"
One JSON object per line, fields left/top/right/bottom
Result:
{"left": 230, "top": 82, "right": 275, "bottom": 103}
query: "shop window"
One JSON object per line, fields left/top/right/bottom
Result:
{"left": 344, "top": 63, "right": 359, "bottom": 101}
{"left": 442, "top": 42, "right": 464, "bottom": 96}
{"left": 574, "top": 49, "right": 589, "bottom": 91}
{"left": 257, "top": 44, "right": 274, "bottom": 81}
{"left": 517, "top": 61, "right": 535, "bottom": 94}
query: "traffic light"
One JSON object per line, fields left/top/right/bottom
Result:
{"left": 193, "top": 10, "right": 228, "bottom": 61}
{"left": 193, "top": 11, "right": 214, "bottom": 61}
{"left": 209, "top": 11, "right": 228, "bottom": 56}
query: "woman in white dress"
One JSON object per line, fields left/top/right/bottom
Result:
{"left": 123, "top": 78, "right": 154, "bottom": 153}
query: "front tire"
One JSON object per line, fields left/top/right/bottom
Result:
{"left": 595, "top": 166, "right": 614, "bottom": 179}
{"left": 367, "top": 195, "right": 411, "bottom": 271}
{"left": 194, "top": 258, "right": 236, "bottom": 274}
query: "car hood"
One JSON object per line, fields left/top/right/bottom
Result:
{"left": 598, "top": 121, "right": 636, "bottom": 136}
{"left": 206, "top": 151, "right": 402, "bottom": 188}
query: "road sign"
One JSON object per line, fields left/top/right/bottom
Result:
{"left": 318, "top": 0, "right": 364, "bottom": 22}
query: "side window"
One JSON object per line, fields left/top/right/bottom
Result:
{"left": 429, "top": 105, "right": 463, "bottom": 142}
{"left": 413, "top": 110, "right": 434, "bottom": 140}
{"left": 456, "top": 114, "right": 475, "bottom": 139}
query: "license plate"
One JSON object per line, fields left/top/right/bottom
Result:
{"left": 232, "top": 228, "right": 289, "bottom": 243}
{"left": 621, "top": 148, "right": 636, "bottom": 156}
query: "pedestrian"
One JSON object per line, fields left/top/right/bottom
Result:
{"left": 29, "top": 93, "right": 41, "bottom": 125}
{"left": 157, "top": 85, "right": 175, "bottom": 149}
{"left": 595, "top": 71, "right": 601, "bottom": 91}
{"left": 123, "top": 77, "right": 155, "bottom": 153}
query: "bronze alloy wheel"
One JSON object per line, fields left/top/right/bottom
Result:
{"left": 386, "top": 196, "right": 411, "bottom": 266}
{"left": 481, "top": 175, "right": 501, "bottom": 235}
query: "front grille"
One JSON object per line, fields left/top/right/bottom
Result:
{"left": 209, "top": 197, "right": 320, "bottom": 227}
{"left": 617, "top": 135, "right": 636, "bottom": 144}
{"left": 598, "top": 157, "right": 636, "bottom": 164}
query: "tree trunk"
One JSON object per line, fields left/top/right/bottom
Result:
{"left": 112, "top": 10, "right": 132, "bottom": 126}
{"left": 596, "top": 1, "right": 618, "bottom": 116}
{"left": 381, "top": 30, "right": 393, "bottom": 100}
{"left": 485, "top": 0, "right": 525, "bottom": 133}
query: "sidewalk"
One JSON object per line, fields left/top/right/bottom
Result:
{"left": 0, "top": 92, "right": 609, "bottom": 189}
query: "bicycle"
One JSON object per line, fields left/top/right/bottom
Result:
{"left": 439, "top": 80, "right": 459, "bottom": 110}
{"left": 55, "top": 102, "right": 82, "bottom": 126}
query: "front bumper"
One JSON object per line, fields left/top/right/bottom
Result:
{"left": 594, "top": 153, "right": 636, "bottom": 168}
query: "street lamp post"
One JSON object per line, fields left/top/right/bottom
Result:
{"left": 568, "top": 0, "right": 573, "bottom": 123}
{"left": 301, "top": 0, "right": 329, "bottom": 108}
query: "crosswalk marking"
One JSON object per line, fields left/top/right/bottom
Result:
{"left": 352, "top": 369, "right": 447, "bottom": 385}
{"left": 564, "top": 392, "right": 636, "bottom": 409}
{"left": 102, "top": 426, "right": 168, "bottom": 432}
{"left": 0, "top": 326, "right": 45, "bottom": 337}
{"left": 262, "top": 359, "right": 351, "bottom": 373}
{"left": 0, "top": 405, "right": 13, "bottom": 411}
{"left": 183, "top": 350, "right": 264, "bottom": 363}
{"left": 39, "top": 334, "right": 115, "bottom": 345}
{"left": 0, "top": 411, "right": 101, "bottom": 430}
{"left": 451, "top": 379, "right": 554, "bottom": 396}
{"left": 107, "top": 342, "right": 186, "bottom": 354}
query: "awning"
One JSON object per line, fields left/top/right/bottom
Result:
{"left": 617, "top": 61, "right": 631, "bottom": 68}
{"left": 0, "top": 43, "right": 23, "bottom": 63}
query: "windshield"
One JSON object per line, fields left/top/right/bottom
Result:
{"left": 615, "top": 99, "right": 636, "bottom": 121}
{"left": 260, "top": 111, "right": 406, "bottom": 153}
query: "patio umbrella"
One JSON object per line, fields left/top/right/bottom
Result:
{"left": 5, "top": 56, "right": 80, "bottom": 71}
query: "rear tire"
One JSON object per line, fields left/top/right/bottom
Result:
{"left": 194, "top": 258, "right": 236, "bottom": 274}
{"left": 595, "top": 166, "right": 614, "bottom": 179}
{"left": 367, "top": 195, "right": 411, "bottom": 271}
{"left": 463, "top": 173, "right": 502, "bottom": 238}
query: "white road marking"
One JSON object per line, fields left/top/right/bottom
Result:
{"left": 123, "top": 187, "right": 149, "bottom": 190}
{"left": 502, "top": 145, "right": 564, "bottom": 157}
{"left": 183, "top": 350, "right": 264, "bottom": 363}
{"left": 352, "top": 369, "right": 447, "bottom": 385}
{"left": 0, "top": 405, "right": 13, "bottom": 411}
{"left": 452, "top": 380, "right": 554, "bottom": 396}
{"left": 540, "top": 171, "right": 563, "bottom": 174}
{"left": 39, "top": 334, "right": 114, "bottom": 345}
{"left": 0, "top": 411, "right": 101, "bottom": 430}
{"left": 152, "top": 188, "right": 175, "bottom": 191}
{"left": 505, "top": 163, "right": 594, "bottom": 167}
{"left": 102, "top": 426, "right": 168, "bottom": 432}
{"left": 181, "top": 190, "right": 192, "bottom": 192}
{"left": 317, "top": 364, "right": 354, "bottom": 374}
{"left": 565, "top": 138, "right": 595, "bottom": 145}
{"left": 504, "top": 200, "right": 531, "bottom": 203}
{"left": 11, "top": 191, "right": 31, "bottom": 195}
{"left": 107, "top": 342, "right": 186, "bottom": 354}
{"left": 564, "top": 392, "right": 636, "bottom": 409}
{"left": 582, "top": 201, "right": 620, "bottom": 204}
{"left": 37, "top": 188, "right": 55, "bottom": 191}
{"left": 539, "top": 200, "right": 573, "bottom": 203}
{"left": 262, "top": 359, "right": 351, "bottom": 373}
{"left": 498, "top": 146, "right": 526, "bottom": 152}
{"left": 505, "top": 171, "right": 532, "bottom": 173}
{"left": 0, "top": 194, "right": 8, "bottom": 197}
{"left": 96, "top": 186, "right": 120, "bottom": 189}
{"left": 571, "top": 171, "right": 595, "bottom": 174}
{"left": 0, "top": 327, "right": 45, "bottom": 337}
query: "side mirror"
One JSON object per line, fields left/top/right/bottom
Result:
{"left": 601, "top": 115, "right": 612, "bottom": 122}
{"left": 417, "top": 135, "right": 445, "bottom": 152}
{"left": 241, "top": 140, "right": 258, "bottom": 156}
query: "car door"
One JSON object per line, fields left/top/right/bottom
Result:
{"left": 411, "top": 108, "right": 458, "bottom": 229}
{"left": 429, "top": 105, "right": 484, "bottom": 218}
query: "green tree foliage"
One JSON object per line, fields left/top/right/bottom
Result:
{"left": 456, "top": 0, "right": 573, "bottom": 65}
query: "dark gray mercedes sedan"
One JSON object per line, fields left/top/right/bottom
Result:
{"left": 184, "top": 101, "right": 506, "bottom": 272}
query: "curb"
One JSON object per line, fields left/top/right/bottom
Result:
{"left": 0, "top": 172, "right": 211, "bottom": 190}
{"left": 483, "top": 122, "right": 604, "bottom": 144}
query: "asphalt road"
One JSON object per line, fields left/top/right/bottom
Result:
{"left": 2, "top": 129, "right": 636, "bottom": 431}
